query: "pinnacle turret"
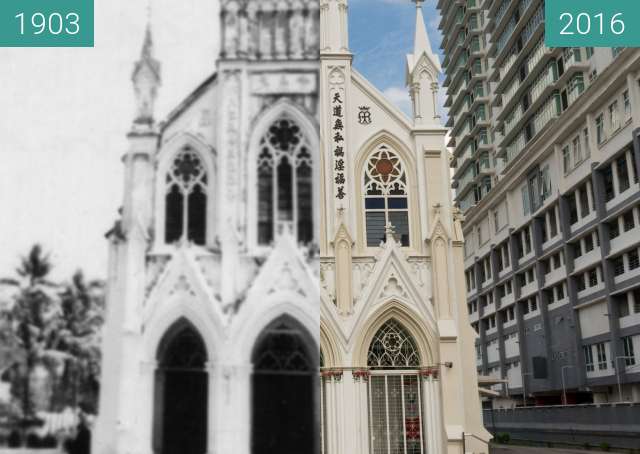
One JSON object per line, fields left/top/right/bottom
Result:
{"left": 131, "top": 23, "right": 161, "bottom": 126}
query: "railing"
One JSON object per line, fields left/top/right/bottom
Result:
{"left": 499, "top": 50, "right": 518, "bottom": 81}
{"left": 504, "top": 104, "right": 524, "bottom": 136}
{"left": 506, "top": 132, "right": 527, "bottom": 164}
{"left": 527, "top": 37, "right": 549, "bottom": 74}
{"left": 532, "top": 92, "right": 560, "bottom": 135}
{"left": 530, "top": 63, "right": 556, "bottom": 103}
{"left": 503, "top": 75, "right": 521, "bottom": 101}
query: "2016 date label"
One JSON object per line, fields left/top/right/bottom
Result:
{"left": 546, "top": 0, "right": 640, "bottom": 47}
{"left": 0, "top": 0, "right": 93, "bottom": 47}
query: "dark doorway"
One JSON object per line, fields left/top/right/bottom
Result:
{"left": 153, "top": 319, "right": 208, "bottom": 454}
{"left": 251, "top": 316, "right": 318, "bottom": 454}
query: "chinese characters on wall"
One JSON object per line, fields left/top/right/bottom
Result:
{"left": 332, "top": 90, "right": 346, "bottom": 200}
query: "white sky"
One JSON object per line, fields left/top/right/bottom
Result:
{"left": 0, "top": 0, "right": 219, "bottom": 281}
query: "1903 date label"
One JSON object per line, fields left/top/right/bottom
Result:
{"left": 0, "top": 0, "right": 93, "bottom": 47}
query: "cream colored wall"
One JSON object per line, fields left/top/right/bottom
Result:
{"left": 319, "top": 2, "right": 491, "bottom": 450}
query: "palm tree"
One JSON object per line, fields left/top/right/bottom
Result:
{"left": 0, "top": 244, "right": 63, "bottom": 418}
{"left": 54, "top": 271, "right": 104, "bottom": 412}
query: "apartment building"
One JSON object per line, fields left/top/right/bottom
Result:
{"left": 438, "top": 0, "right": 640, "bottom": 406}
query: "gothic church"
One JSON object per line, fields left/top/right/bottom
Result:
{"left": 319, "top": 1, "right": 490, "bottom": 453}
{"left": 93, "top": 0, "right": 489, "bottom": 453}
{"left": 94, "top": 1, "right": 321, "bottom": 453}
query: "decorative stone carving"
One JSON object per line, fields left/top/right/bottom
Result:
{"left": 222, "top": 70, "right": 241, "bottom": 203}
{"left": 380, "top": 275, "right": 408, "bottom": 299}
{"left": 332, "top": 223, "right": 353, "bottom": 315}
{"left": 268, "top": 261, "right": 306, "bottom": 297}
{"left": 170, "top": 275, "right": 196, "bottom": 297}
{"left": 250, "top": 72, "right": 317, "bottom": 95}
{"left": 220, "top": 0, "right": 319, "bottom": 61}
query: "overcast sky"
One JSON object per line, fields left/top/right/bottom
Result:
{"left": 0, "top": 0, "right": 442, "bottom": 282}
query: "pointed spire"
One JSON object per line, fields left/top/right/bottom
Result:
{"left": 406, "top": 0, "right": 442, "bottom": 126}
{"left": 131, "top": 15, "right": 161, "bottom": 126}
{"left": 407, "top": 0, "right": 441, "bottom": 75}
{"left": 141, "top": 23, "right": 154, "bottom": 60}
{"left": 413, "top": 0, "right": 430, "bottom": 59}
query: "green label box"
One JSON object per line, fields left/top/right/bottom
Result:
{"left": 0, "top": 0, "right": 93, "bottom": 47}
{"left": 546, "top": 0, "right": 640, "bottom": 47}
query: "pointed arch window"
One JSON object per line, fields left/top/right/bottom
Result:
{"left": 364, "top": 146, "right": 410, "bottom": 247}
{"left": 252, "top": 317, "right": 316, "bottom": 453}
{"left": 367, "top": 320, "right": 424, "bottom": 454}
{"left": 257, "top": 117, "right": 313, "bottom": 245}
{"left": 368, "top": 319, "right": 420, "bottom": 369}
{"left": 165, "top": 148, "right": 207, "bottom": 245}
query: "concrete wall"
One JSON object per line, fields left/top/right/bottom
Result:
{"left": 484, "top": 404, "right": 640, "bottom": 449}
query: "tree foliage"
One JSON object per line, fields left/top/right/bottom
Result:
{"left": 0, "top": 245, "right": 104, "bottom": 417}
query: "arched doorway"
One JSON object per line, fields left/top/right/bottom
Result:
{"left": 153, "top": 319, "right": 208, "bottom": 454}
{"left": 251, "top": 316, "right": 318, "bottom": 454}
{"left": 367, "top": 319, "right": 424, "bottom": 454}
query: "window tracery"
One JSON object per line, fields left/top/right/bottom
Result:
{"left": 257, "top": 117, "right": 313, "bottom": 245}
{"left": 367, "top": 320, "right": 424, "bottom": 454}
{"left": 253, "top": 320, "right": 313, "bottom": 372}
{"left": 165, "top": 147, "right": 208, "bottom": 245}
{"left": 367, "top": 319, "right": 420, "bottom": 368}
{"left": 364, "top": 146, "right": 410, "bottom": 247}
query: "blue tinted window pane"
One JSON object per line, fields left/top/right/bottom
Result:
{"left": 389, "top": 211, "right": 410, "bottom": 247}
{"left": 365, "top": 198, "right": 385, "bottom": 209}
{"left": 366, "top": 212, "right": 386, "bottom": 246}
{"left": 388, "top": 198, "right": 408, "bottom": 209}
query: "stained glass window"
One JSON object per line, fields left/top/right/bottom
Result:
{"left": 364, "top": 146, "right": 410, "bottom": 247}
{"left": 257, "top": 117, "right": 313, "bottom": 245}
{"left": 368, "top": 320, "right": 424, "bottom": 454}
{"left": 165, "top": 148, "right": 207, "bottom": 245}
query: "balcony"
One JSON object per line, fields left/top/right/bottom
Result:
{"left": 569, "top": 211, "right": 597, "bottom": 236}
{"left": 530, "top": 64, "right": 557, "bottom": 104}
{"left": 614, "top": 265, "right": 640, "bottom": 285}
{"left": 500, "top": 292, "right": 515, "bottom": 307}
{"left": 610, "top": 222, "right": 640, "bottom": 256}
{"left": 586, "top": 364, "right": 615, "bottom": 379}
{"left": 523, "top": 307, "right": 541, "bottom": 321}
{"left": 620, "top": 312, "right": 640, "bottom": 330}
{"left": 484, "top": 301, "right": 496, "bottom": 316}
{"left": 520, "top": 280, "right": 538, "bottom": 298}
{"left": 577, "top": 281, "right": 605, "bottom": 300}
{"left": 573, "top": 249, "right": 601, "bottom": 273}
{"left": 503, "top": 317, "right": 517, "bottom": 330}
{"left": 548, "top": 295, "right": 569, "bottom": 311}
{"left": 544, "top": 267, "right": 566, "bottom": 287}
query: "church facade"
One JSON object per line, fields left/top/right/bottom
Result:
{"left": 319, "top": 1, "right": 490, "bottom": 454}
{"left": 93, "top": 1, "right": 321, "bottom": 454}
{"left": 94, "top": 1, "right": 489, "bottom": 453}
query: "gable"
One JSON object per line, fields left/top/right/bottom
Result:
{"left": 160, "top": 73, "right": 219, "bottom": 149}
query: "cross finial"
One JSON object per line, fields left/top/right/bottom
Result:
{"left": 413, "top": 0, "right": 424, "bottom": 8}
